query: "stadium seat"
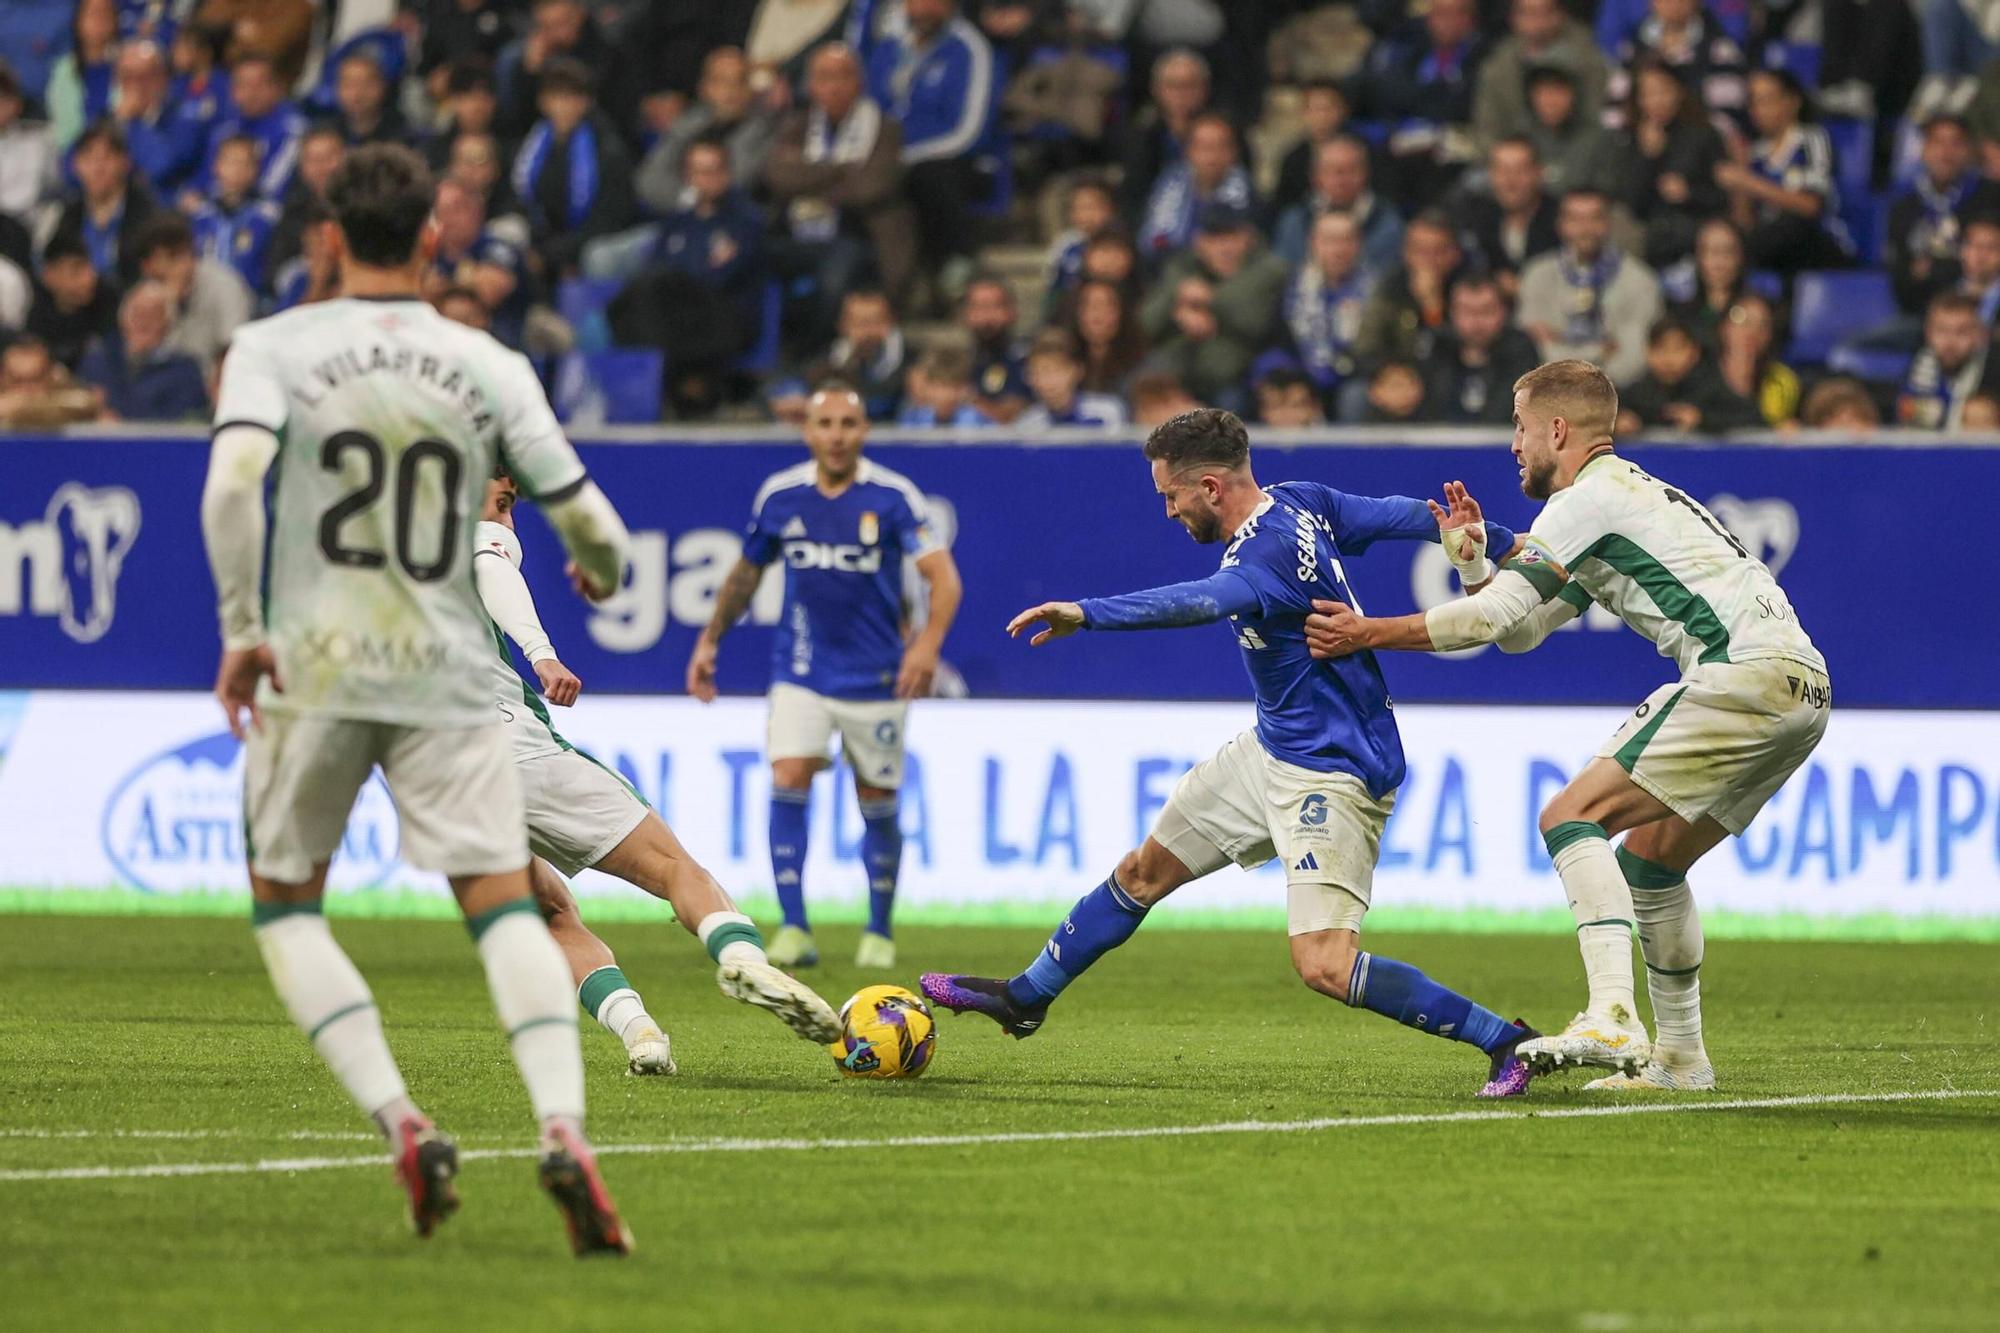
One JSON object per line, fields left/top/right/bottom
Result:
{"left": 555, "top": 277, "right": 622, "bottom": 355}
{"left": 1826, "top": 343, "right": 1913, "bottom": 384}
{"left": 733, "top": 282, "right": 783, "bottom": 375}
{"left": 551, "top": 348, "right": 663, "bottom": 425}
{"left": 1822, "top": 116, "right": 1876, "bottom": 206}
{"left": 1762, "top": 41, "right": 1822, "bottom": 89}
{"left": 1787, "top": 270, "right": 1898, "bottom": 364}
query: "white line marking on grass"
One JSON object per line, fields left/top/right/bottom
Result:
{"left": 2, "top": 1088, "right": 1991, "bottom": 1185}
{"left": 0, "top": 1128, "right": 377, "bottom": 1142}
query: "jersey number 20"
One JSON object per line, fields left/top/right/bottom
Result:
{"left": 317, "top": 430, "right": 464, "bottom": 582}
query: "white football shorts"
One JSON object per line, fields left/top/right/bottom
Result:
{"left": 518, "top": 746, "right": 651, "bottom": 877}
{"left": 766, "top": 681, "right": 910, "bottom": 788}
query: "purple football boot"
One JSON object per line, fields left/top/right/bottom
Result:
{"left": 918, "top": 974, "right": 1048, "bottom": 1040}
{"left": 1478, "top": 1019, "right": 1543, "bottom": 1098}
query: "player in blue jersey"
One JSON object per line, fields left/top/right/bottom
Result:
{"left": 922, "top": 408, "right": 1546, "bottom": 1096}
{"left": 687, "top": 382, "right": 963, "bottom": 969}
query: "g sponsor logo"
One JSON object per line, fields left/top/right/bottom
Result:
{"left": 1298, "top": 793, "right": 1329, "bottom": 828}
{"left": 0, "top": 483, "right": 141, "bottom": 643}
{"left": 100, "top": 732, "right": 402, "bottom": 893}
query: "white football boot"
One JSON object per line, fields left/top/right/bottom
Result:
{"left": 768, "top": 925, "right": 819, "bottom": 968}
{"left": 1586, "top": 1048, "right": 1717, "bottom": 1091}
{"left": 1515, "top": 1004, "right": 1651, "bottom": 1076}
{"left": 717, "top": 959, "right": 842, "bottom": 1044}
{"left": 854, "top": 931, "right": 896, "bottom": 969}
{"left": 624, "top": 1025, "right": 677, "bottom": 1076}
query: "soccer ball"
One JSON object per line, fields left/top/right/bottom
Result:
{"left": 830, "top": 985, "right": 937, "bottom": 1079}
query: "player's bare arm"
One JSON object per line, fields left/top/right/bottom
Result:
{"left": 687, "top": 555, "right": 768, "bottom": 702}
{"left": 1305, "top": 545, "right": 1577, "bottom": 660}
{"left": 898, "top": 547, "right": 963, "bottom": 698}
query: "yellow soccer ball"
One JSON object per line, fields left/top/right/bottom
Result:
{"left": 830, "top": 984, "right": 937, "bottom": 1079}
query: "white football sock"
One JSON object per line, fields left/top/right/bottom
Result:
{"left": 1550, "top": 827, "right": 1638, "bottom": 1020}
{"left": 255, "top": 910, "right": 410, "bottom": 1126}
{"left": 697, "top": 910, "right": 768, "bottom": 969}
{"left": 474, "top": 903, "right": 585, "bottom": 1126}
{"left": 1633, "top": 877, "right": 1706, "bottom": 1060}
{"left": 576, "top": 965, "right": 660, "bottom": 1045}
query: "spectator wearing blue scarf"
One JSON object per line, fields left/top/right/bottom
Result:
{"left": 189, "top": 135, "right": 282, "bottom": 294}
{"left": 1282, "top": 211, "right": 1375, "bottom": 414}
{"left": 1138, "top": 112, "right": 1254, "bottom": 263}
{"left": 511, "top": 58, "right": 635, "bottom": 277}
{"left": 200, "top": 55, "right": 307, "bottom": 201}
{"left": 49, "top": 120, "right": 159, "bottom": 286}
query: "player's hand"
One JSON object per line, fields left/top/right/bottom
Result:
{"left": 896, "top": 641, "right": 940, "bottom": 699}
{"left": 534, "top": 658, "right": 582, "bottom": 706}
{"left": 1304, "top": 599, "right": 1371, "bottom": 659}
{"left": 567, "top": 560, "right": 613, "bottom": 603}
{"left": 686, "top": 637, "right": 719, "bottom": 703}
{"left": 214, "top": 644, "right": 281, "bottom": 740}
{"left": 1006, "top": 601, "right": 1085, "bottom": 646}
{"left": 1425, "top": 479, "right": 1486, "bottom": 562}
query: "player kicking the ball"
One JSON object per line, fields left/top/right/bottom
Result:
{"left": 474, "top": 472, "right": 842, "bottom": 1069}
{"left": 686, "top": 382, "right": 962, "bottom": 970}
{"left": 922, "top": 408, "right": 1548, "bottom": 1097}
{"left": 1302, "top": 361, "right": 1830, "bottom": 1090}
{"left": 203, "top": 145, "right": 634, "bottom": 1253}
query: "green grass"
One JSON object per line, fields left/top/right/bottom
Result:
{"left": 2, "top": 915, "right": 1996, "bottom": 1331}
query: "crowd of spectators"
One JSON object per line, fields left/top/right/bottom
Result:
{"left": 2, "top": 0, "right": 2000, "bottom": 433}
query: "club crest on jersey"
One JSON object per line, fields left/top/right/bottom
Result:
{"left": 859, "top": 511, "right": 879, "bottom": 545}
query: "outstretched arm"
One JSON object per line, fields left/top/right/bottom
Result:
{"left": 1303, "top": 552, "right": 1575, "bottom": 658}
{"left": 1008, "top": 570, "right": 1263, "bottom": 645}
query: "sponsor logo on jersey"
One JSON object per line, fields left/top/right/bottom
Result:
{"left": 783, "top": 540, "right": 884, "bottom": 573}
{"left": 0, "top": 483, "right": 141, "bottom": 643}
{"left": 100, "top": 732, "right": 401, "bottom": 894}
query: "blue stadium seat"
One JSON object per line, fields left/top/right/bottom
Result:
{"left": 1788, "top": 270, "right": 1898, "bottom": 364}
{"left": 551, "top": 349, "right": 663, "bottom": 425}
{"left": 1822, "top": 116, "right": 1875, "bottom": 206}
{"left": 1827, "top": 343, "right": 1913, "bottom": 384}
{"left": 1762, "top": 41, "right": 1821, "bottom": 89}
{"left": 733, "top": 282, "right": 783, "bottom": 375}
{"left": 556, "top": 277, "right": 623, "bottom": 355}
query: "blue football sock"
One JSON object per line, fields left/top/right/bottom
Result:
{"left": 768, "top": 788, "right": 811, "bottom": 931}
{"left": 1346, "top": 952, "right": 1516, "bottom": 1054}
{"left": 1006, "top": 874, "right": 1149, "bottom": 1009}
{"left": 859, "top": 796, "right": 902, "bottom": 938}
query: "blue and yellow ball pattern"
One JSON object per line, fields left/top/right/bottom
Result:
{"left": 830, "top": 984, "right": 937, "bottom": 1079}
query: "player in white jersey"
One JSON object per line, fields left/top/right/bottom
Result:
{"left": 1303, "top": 361, "right": 1830, "bottom": 1091}
{"left": 202, "top": 146, "right": 635, "bottom": 1254}
{"left": 473, "top": 473, "right": 842, "bottom": 1064}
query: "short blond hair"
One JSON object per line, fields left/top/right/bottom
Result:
{"left": 1513, "top": 359, "right": 1619, "bottom": 438}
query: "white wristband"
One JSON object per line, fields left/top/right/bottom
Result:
{"left": 1440, "top": 524, "right": 1490, "bottom": 586}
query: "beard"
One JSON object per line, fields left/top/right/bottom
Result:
{"left": 1520, "top": 455, "right": 1557, "bottom": 500}
{"left": 1182, "top": 509, "right": 1226, "bottom": 543}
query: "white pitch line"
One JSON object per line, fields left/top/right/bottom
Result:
{"left": 1, "top": 1088, "right": 1991, "bottom": 1185}
{"left": 0, "top": 1128, "right": 377, "bottom": 1143}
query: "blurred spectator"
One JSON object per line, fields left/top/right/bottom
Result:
{"left": 1272, "top": 135, "right": 1403, "bottom": 274}
{"left": 1603, "top": 0, "right": 1748, "bottom": 131}
{"left": 609, "top": 136, "right": 765, "bottom": 415}
{"left": 1253, "top": 365, "right": 1325, "bottom": 427}
{"left": 1419, "top": 272, "right": 1540, "bottom": 424}
{"left": 1897, "top": 291, "right": 2000, "bottom": 428}
{"left": 1283, "top": 211, "right": 1373, "bottom": 415}
{"left": 1615, "top": 57, "right": 1728, "bottom": 270}
{"left": 0, "top": 334, "right": 103, "bottom": 427}
{"left": 330, "top": 49, "right": 410, "bottom": 148}
{"left": 198, "top": 0, "right": 316, "bottom": 87}
{"left": 166, "top": 21, "right": 232, "bottom": 149}
{"left": 1139, "top": 203, "right": 1286, "bottom": 407}
{"left": 1472, "top": 0, "right": 1607, "bottom": 154}
{"left": 111, "top": 40, "right": 204, "bottom": 198}
{"left": 1118, "top": 48, "right": 1211, "bottom": 222}
{"left": 1714, "top": 292, "right": 1801, "bottom": 428}
{"left": 497, "top": 0, "right": 637, "bottom": 144}
{"left": 1271, "top": 79, "right": 1351, "bottom": 218}
{"left": 1913, "top": 0, "right": 1998, "bottom": 119}
{"left": 1888, "top": 114, "right": 2000, "bottom": 315}
{"left": 1842, "top": 213, "right": 2000, "bottom": 361}
{"left": 1077, "top": 229, "right": 1140, "bottom": 301}
{"left": 1042, "top": 175, "right": 1117, "bottom": 315}
{"left": 189, "top": 135, "right": 283, "bottom": 294}
{"left": 203, "top": 54, "right": 307, "bottom": 201}
{"left": 49, "top": 121, "right": 159, "bottom": 287}
{"left": 810, "top": 287, "right": 909, "bottom": 421}
{"left": 1127, "top": 368, "right": 1199, "bottom": 426}
{"left": 1364, "top": 359, "right": 1426, "bottom": 423}
{"left": 1666, "top": 217, "right": 1755, "bottom": 349}
{"left": 445, "top": 131, "right": 530, "bottom": 248}
{"left": 426, "top": 62, "right": 502, "bottom": 170}
{"left": 417, "top": 0, "right": 517, "bottom": 101}
{"left": 1616, "top": 316, "right": 1760, "bottom": 433}
{"left": 131, "top": 212, "right": 251, "bottom": 376}
{"left": 425, "top": 178, "right": 527, "bottom": 345}
{"left": 1061, "top": 277, "right": 1147, "bottom": 395}
{"left": 636, "top": 46, "right": 774, "bottom": 220}
{"left": 1963, "top": 391, "right": 2000, "bottom": 427}
{"left": 1350, "top": 0, "right": 1490, "bottom": 209}
{"left": 859, "top": 0, "right": 1000, "bottom": 280}
{"left": 1355, "top": 209, "right": 1461, "bottom": 372}
{"left": 1716, "top": 68, "right": 1853, "bottom": 274}
{"left": 46, "top": 0, "right": 120, "bottom": 149}
{"left": 1460, "top": 136, "right": 1558, "bottom": 298}
{"left": 76, "top": 279, "right": 207, "bottom": 419}
{"left": 1138, "top": 111, "right": 1253, "bottom": 261}
{"left": 1800, "top": 375, "right": 1882, "bottom": 430}
{"left": 435, "top": 283, "right": 492, "bottom": 332}
{"left": 267, "top": 195, "right": 336, "bottom": 312}
{"left": 0, "top": 62, "right": 58, "bottom": 227}
{"left": 764, "top": 42, "right": 914, "bottom": 342}
{"left": 26, "top": 233, "right": 118, "bottom": 368}
{"left": 1517, "top": 188, "right": 1660, "bottom": 385}
{"left": 959, "top": 274, "right": 1029, "bottom": 423}
{"left": 1019, "top": 327, "right": 1126, "bottom": 427}
{"left": 0, "top": 248, "right": 27, "bottom": 331}
{"left": 1522, "top": 65, "right": 1620, "bottom": 196}
{"left": 898, "top": 343, "right": 991, "bottom": 426}
{"left": 512, "top": 58, "right": 636, "bottom": 277}
{"left": 269, "top": 124, "right": 343, "bottom": 273}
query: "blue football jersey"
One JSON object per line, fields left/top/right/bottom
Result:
{"left": 742, "top": 459, "right": 943, "bottom": 699}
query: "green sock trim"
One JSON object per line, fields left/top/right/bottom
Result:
{"left": 507, "top": 1015, "right": 578, "bottom": 1041}
{"left": 1543, "top": 820, "right": 1608, "bottom": 859}
{"left": 464, "top": 897, "right": 540, "bottom": 941}
{"left": 306, "top": 1000, "right": 374, "bottom": 1043}
{"left": 251, "top": 900, "right": 323, "bottom": 926}
{"left": 1617, "top": 846, "right": 1688, "bottom": 890}
{"left": 703, "top": 920, "right": 765, "bottom": 963}
{"left": 1577, "top": 917, "right": 1636, "bottom": 931}
{"left": 1645, "top": 961, "right": 1703, "bottom": 976}
{"left": 577, "top": 965, "right": 632, "bottom": 1018}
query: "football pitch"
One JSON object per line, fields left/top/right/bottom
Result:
{"left": 3, "top": 915, "right": 1995, "bottom": 1331}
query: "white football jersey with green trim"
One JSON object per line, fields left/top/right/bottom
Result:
{"left": 212, "top": 297, "right": 588, "bottom": 726}
{"left": 1526, "top": 453, "right": 1824, "bottom": 676}
{"left": 473, "top": 520, "right": 571, "bottom": 763}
